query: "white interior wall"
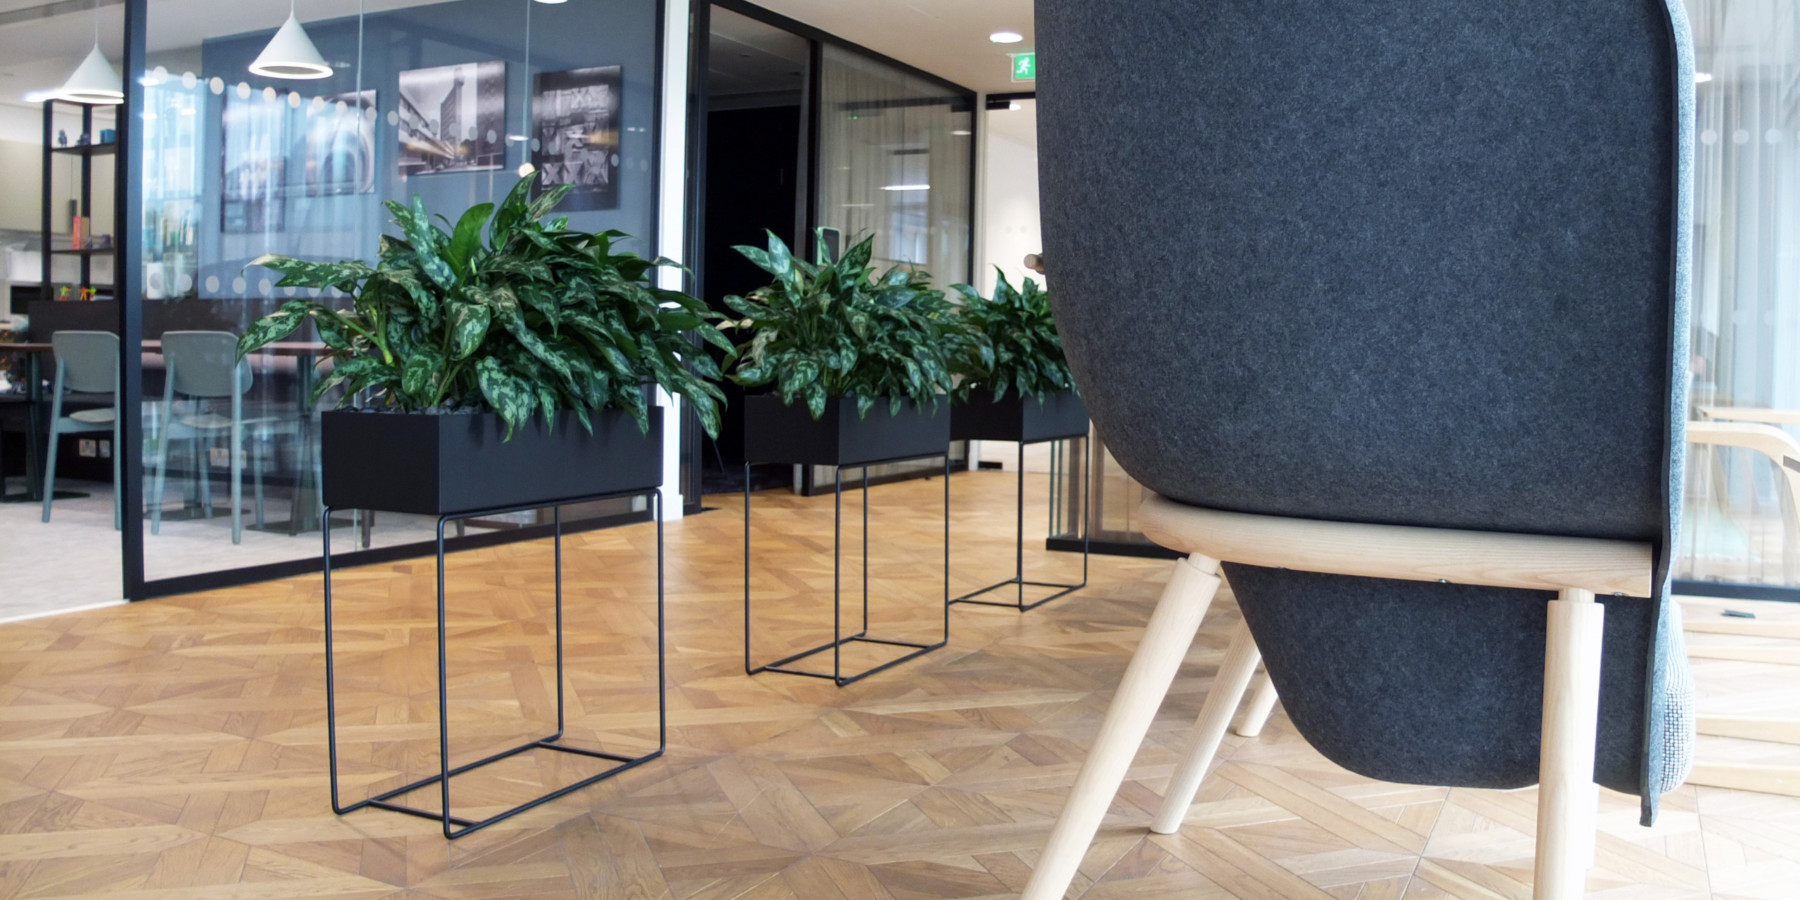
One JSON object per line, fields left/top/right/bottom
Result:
{"left": 979, "top": 98, "right": 1040, "bottom": 297}
{"left": 973, "top": 97, "right": 1056, "bottom": 473}
{"left": 655, "top": 0, "right": 691, "bottom": 518}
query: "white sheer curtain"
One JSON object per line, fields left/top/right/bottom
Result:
{"left": 1679, "top": 0, "right": 1800, "bottom": 589}
{"left": 813, "top": 45, "right": 971, "bottom": 285}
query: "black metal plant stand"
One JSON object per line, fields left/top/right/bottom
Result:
{"left": 743, "top": 452, "right": 951, "bottom": 686}
{"left": 321, "top": 489, "right": 665, "bottom": 839}
{"left": 950, "top": 435, "right": 1092, "bottom": 611}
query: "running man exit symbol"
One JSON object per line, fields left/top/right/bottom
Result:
{"left": 1011, "top": 52, "right": 1035, "bottom": 82}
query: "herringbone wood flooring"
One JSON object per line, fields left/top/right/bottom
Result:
{"left": 2, "top": 471, "right": 1799, "bottom": 899}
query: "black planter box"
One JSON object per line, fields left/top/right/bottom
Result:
{"left": 322, "top": 406, "right": 663, "bottom": 516}
{"left": 742, "top": 393, "right": 949, "bottom": 467}
{"left": 951, "top": 389, "right": 1089, "bottom": 443}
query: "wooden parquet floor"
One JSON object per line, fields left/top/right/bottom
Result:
{"left": 3, "top": 471, "right": 1800, "bottom": 899}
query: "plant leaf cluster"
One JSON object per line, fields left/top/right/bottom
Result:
{"left": 237, "top": 175, "right": 732, "bottom": 438}
{"left": 721, "top": 229, "right": 965, "bottom": 420}
{"left": 949, "top": 269, "right": 1074, "bottom": 403}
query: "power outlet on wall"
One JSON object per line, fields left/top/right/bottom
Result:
{"left": 208, "top": 447, "right": 244, "bottom": 468}
{"left": 78, "top": 439, "right": 97, "bottom": 457}
{"left": 98, "top": 440, "right": 110, "bottom": 459}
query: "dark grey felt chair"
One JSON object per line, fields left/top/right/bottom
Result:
{"left": 1023, "top": 1, "right": 1697, "bottom": 897}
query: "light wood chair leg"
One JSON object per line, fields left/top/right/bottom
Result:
{"left": 1535, "top": 587, "right": 1604, "bottom": 900}
{"left": 1235, "top": 671, "right": 1279, "bottom": 737}
{"left": 1021, "top": 554, "right": 1223, "bottom": 900}
{"left": 1152, "top": 620, "right": 1262, "bottom": 834}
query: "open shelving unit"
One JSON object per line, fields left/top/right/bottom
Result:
{"left": 41, "top": 98, "right": 118, "bottom": 302}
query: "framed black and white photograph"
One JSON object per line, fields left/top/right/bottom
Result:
{"left": 397, "top": 61, "right": 505, "bottom": 176}
{"left": 220, "top": 91, "right": 286, "bottom": 233}
{"left": 304, "top": 89, "right": 377, "bottom": 196}
{"left": 532, "top": 66, "right": 622, "bottom": 211}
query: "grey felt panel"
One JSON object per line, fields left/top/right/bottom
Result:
{"left": 1035, "top": 0, "right": 1694, "bottom": 824}
{"left": 1223, "top": 565, "right": 1657, "bottom": 795}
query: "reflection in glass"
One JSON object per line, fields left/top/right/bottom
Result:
{"left": 809, "top": 45, "right": 973, "bottom": 490}
{"left": 128, "top": 0, "right": 663, "bottom": 584}
{"left": 1678, "top": 0, "right": 1800, "bottom": 593}
{"left": 814, "top": 45, "right": 972, "bottom": 286}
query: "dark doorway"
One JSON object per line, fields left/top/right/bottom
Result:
{"left": 698, "top": 5, "right": 808, "bottom": 495}
{"left": 703, "top": 105, "right": 800, "bottom": 470}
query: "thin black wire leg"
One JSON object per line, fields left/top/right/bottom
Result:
{"left": 745, "top": 455, "right": 952, "bottom": 686}
{"left": 321, "top": 490, "right": 668, "bottom": 839}
{"left": 948, "top": 436, "right": 1092, "bottom": 612}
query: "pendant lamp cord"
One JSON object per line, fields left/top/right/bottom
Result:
{"left": 356, "top": 0, "right": 365, "bottom": 108}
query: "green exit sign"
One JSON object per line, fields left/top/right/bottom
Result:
{"left": 1011, "top": 52, "right": 1035, "bottom": 82}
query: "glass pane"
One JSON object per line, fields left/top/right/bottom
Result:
{"left": 1678, "top": 0, "right": 1800, "bottom": 594}
{"left": 0, "top": 0, "right": 126, "bottom": 615}
{"left": 809, "top": 44, "right": 972, "bottom": 490}
{"left": 814, "top": 44, "right": 972, "bottom": 286}
{"left": 128, "top": 0, "right": 662, "bottom": 584}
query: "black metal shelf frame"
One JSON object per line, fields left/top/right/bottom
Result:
{"left": 743, "top": 451, "right": 950, "bottom": 686}
{"left": 320, "top": 488, "right": 666, "bottom": 839}
{"left": 950, "top": 435, "right": 1092, "bottom": 612}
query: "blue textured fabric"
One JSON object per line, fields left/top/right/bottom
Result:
{"left": 1035, "top": 0, "right": 1693, "bottom": 824}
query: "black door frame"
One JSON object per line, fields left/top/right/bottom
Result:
{"left": 686, "top": 0, "right": 980, "bottom": 505}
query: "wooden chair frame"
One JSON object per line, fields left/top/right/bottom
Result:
{"left": 1022, "top": 494, "right": 1654, "bottom": 900}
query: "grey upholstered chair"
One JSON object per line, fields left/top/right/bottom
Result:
{"left": 150, "top": 331, "right": 292, "bottom": 544}
{"left": 1024, "top": 1, "right": 1697, "bottom": 898}
{"left": 40, "top": 331, "right": 121, "bottom": 529}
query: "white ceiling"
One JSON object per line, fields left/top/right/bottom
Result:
{"left": 708, "top": 5, "right": 808, "bottom": 98}
{"left": 0, "top": 0, "right": 439, "bottom": 106}
{"left": 3, "top": 0, "right": 1793, "bottom": 110}
{"left": 750, "top": 0, "right": 1033, "bottom": 94}
{"left": 0, "top": 0, "right": 1036, "bottom": 108}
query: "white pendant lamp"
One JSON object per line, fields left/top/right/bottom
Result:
{"left": 57, "top": 44, "right": 124, "bottom": 105}
{"left": 250, "top": 4, "right": 332, "bottom": 80}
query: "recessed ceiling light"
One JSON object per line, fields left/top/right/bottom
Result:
{"left": 1694, "top": 72, "right": 1713, "bottom": 83}
{"left": 989, "top": 31, "right": 1024, "bottom": 44}
{"left": 881, "top": 184, "right": 930, "bottom": 192}
{"left": 951, "top": 129, "right": 972, "bottom": 136}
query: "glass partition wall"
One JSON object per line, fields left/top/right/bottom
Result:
{"left": 688, "top": 2, "right": 976, "bottom": 499}
{"left": 813, "top": 44, "right": 970, "bottom": 286}
{"left": 8, "top": 0, "right": 981, "bottom": 607}
{"left": 0, "top": 0, "right": 668, "bottom": 604}
{"left": 133, "top": 0, "right": 662, "bottom": 589}
{"left": 1676, "top": 0, "right": 1800, "bottom": 599}
{"left": 0, "top": 0, "right": 127, "bottom": 617}
{"left": 802, "top": 41, "right": 972, "bottom": 492}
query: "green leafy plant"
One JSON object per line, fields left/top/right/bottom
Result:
{"left": 721, "top": 229, "right": 964, "bottom": 419}
{"left": 236, "top": 175, "right": 732, "bottom": 438}
{"left": 949, "top": 269, "right": 1073, "bottom": 403}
